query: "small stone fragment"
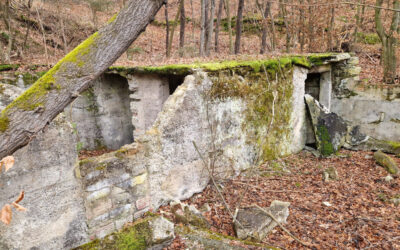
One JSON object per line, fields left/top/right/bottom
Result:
{"left": 323, "top": 167, "right": 338, "bottom": 181}
{"left": 322, "top": 201, "right": 332, "bottom": 207}
{"left": 172, "top": 203, "right": 210, "bottom": 229}
{"left": 384, "top": 175, "right": 394, "bottom": 183}
{"left": 374, "top": 150, "right": 399, "bottom": 175}
{"left": 390, "top": 198, "right": 400, "bottom": 206}
{"left": 149, "top": 216, "right": 175, "bottom": 244}
{"left": 234, "top": 200, "right": 290, "bottom": 241}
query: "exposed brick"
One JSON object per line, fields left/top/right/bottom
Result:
{"left": 94, "top": 223, "right": 115, "bottom": 239}
{"left": 136, "top": 197, "right": 150, "bottom": 210}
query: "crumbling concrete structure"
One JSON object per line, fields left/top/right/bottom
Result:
{"left": 1, "top": 53, "right": 399, "bottom": 249}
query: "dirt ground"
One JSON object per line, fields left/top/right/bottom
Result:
{"left": 160, "top": 150, "right": 400, "bottom": 249}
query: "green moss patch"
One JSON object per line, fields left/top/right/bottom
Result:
{"left": 316, "top": 124, "right": 335, "bottom": 156}
{"left": 0, "top": 114, "right": 10, "bottom": 132}
{"left": 207, "top": 59, "right": 294, "bottom": 161}
{"left": 0, "top": 64, "right": 19, "bottom": 72}
{"left": 356, "top": 32, "right": 381, "bottom": 45}
{"left": 110, "top": 54, "right": 338, "bottom": 77}
{"left": 0, "top": 32, "right": 100, "bottom": 133}
{"left": 75, "top": 218, "right": 151, "bottom": 250}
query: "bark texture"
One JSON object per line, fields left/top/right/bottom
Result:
{"left": 0, "top": 0, "right": 164, "bottom": 159}
{"left": 375, "top": 0, "right": 399, "bottom": 84}
{"left": 234, "top": 0, "right": 244, "bottom": 54}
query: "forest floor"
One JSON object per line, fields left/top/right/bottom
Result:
{"left": 2, "top": 0, "right": 399, "bottom": 86}
{"left": 159, "top": 149, "right": 400, "bottom": 249}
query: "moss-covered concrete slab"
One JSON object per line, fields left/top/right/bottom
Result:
{"left": 108, "top": 53, "right": 349, "bottom": 76}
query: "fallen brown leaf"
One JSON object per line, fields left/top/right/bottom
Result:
{"left": 0, "top": 204, "right": 12, "bottom": 225}
{"left": 14, "top": 191, "right": 24, "bottom": 204}
{"left": 0, "top": 156, "right": 15, "bottom": 173}
{"left": 11, "top": 202, "right": 27, "bottom": 212}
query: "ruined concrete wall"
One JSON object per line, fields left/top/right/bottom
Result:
{"left": 331, "top": 57, "right": 400, "bottom": 143}
{"left": 0, "top": 85, "right": 88, "bottom": 250}
{"left": 67, "top": 74, "right": 133, "bottom": 150}
{"left": 76, "top": 68, "right": 307, "bottom": 239}
{"left": 127, "top": 74, "right": 170, "bottom": 138}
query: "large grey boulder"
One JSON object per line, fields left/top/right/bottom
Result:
{"left": 234, "top": 201, "right": 290, "bottom": 241}
{"left": 305, "top": 94, "right": 348, "bottom": 156}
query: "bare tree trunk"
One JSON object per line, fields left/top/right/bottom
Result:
{"left": 23, "top": 0, "right": 34, "bottom": 53}
{"left": 165, "top": 3, "right": 170, "bottom": 56}
{"left": 179, "top": 0, "right": 185, "bottom": 57}
{"left": 299, "top": 0, "right": 305, "bottom": 52}
{"left": 307, "top": 0, "right": 314, "bottom": 52}
{"left": 268, "top": 1, "right": 276, "bottom": 51}
{"left": 214, "top": 0, "right": 224, "bottom": 52}
{"left": 36, "top": 7, "right": 49, "bottom": 66}
{"left": 375, "top": 0, "right": 399, "bottom": 84}
{"left": 204, "top": 0, "right": 209, "bottom": 44}
{"left": 259, "top": 0, "right": 271, "bottom": 54}
{"left": 234, "top": 0, "right": 244, "bottom": 54}
{"left": 205, "top": 0, "right": 215, "bottom": 55}
{"left": 4, "top": 0, "right": 13, "bottom": 63}
{"left": 0, "top": 0, "right": 165, "bottom": 159}
{"left": 190, "top": 0, "right": 195, "bottom": 41}
{"left": 280, "top": 0, "right": 290, "bottom": 52}
{"left": 200, "top": 0, "right": 206, "bottom": 56}
{"left": 327, "top": 3, "right": 335, "bottom": 52}
{"left": 224, "top": 0, "right": 233, "bottom": 54}
{"left": 167, "top": 0, "right": 183, "bottom": 57}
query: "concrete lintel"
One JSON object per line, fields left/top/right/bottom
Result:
{"left": 309, "top": 65, "right": 331, "bottom": 73}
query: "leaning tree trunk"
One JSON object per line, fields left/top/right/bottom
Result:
{"left": 0, "top": 0, "right": 164, "bottom": 159}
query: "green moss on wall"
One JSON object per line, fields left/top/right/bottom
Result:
{"left": 0, "top": 64, "right": 19, "bottom": 72}
{"left": 110, "top": 54, "right": 338, "bottom": 77}
{"left": 316, "top": 125, "right": 334, "bottom": 156}
{"left": 75, "top": 217, "right": 155, "bottom": 250}
{"left": 207, "top": 59, "right": 294, "bottom": 162}
{"left": 0, "top": 114, "right": 10, "bottom": 132}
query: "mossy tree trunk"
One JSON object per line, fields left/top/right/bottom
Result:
{"left": 375, "top": 0, "right": 400, "bottom": 84}
{"left": 0, "top": 0, "right": 164, "bottom": 159}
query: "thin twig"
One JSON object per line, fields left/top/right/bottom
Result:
{"left": 253, "top": 204, "right": 312, "bottom": 248}
{"left": 234, "top": 181, "right": 307, "bottom": 193}
{"left": 192, "top": 141, "right": 251, "bottom": 236}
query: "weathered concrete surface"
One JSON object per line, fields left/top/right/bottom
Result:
{"left": 290, "top": 66, "right": 308, "bottom": 152}
{"left": 78, "top": 69, "right": 306, "bottom": 240}
{"left": 331, "top": 89, "right": 400, "bottom": 143}
{"left": 75, "top": 215, "right": 175, "bottom": 250}
{"left": 67, "top": 74, "right": 133, "bottom": 150}
{"left": 0, "top": 83, "right": 24, "bottom": 110}
{"left": 0, "top": 84, "right": 87, "bottom": 249}
{"left": 127, "top": 74, "right": 170, "bottom": 138}
{"left": 234, "top": 201, "right": 290, "bottom": 241}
